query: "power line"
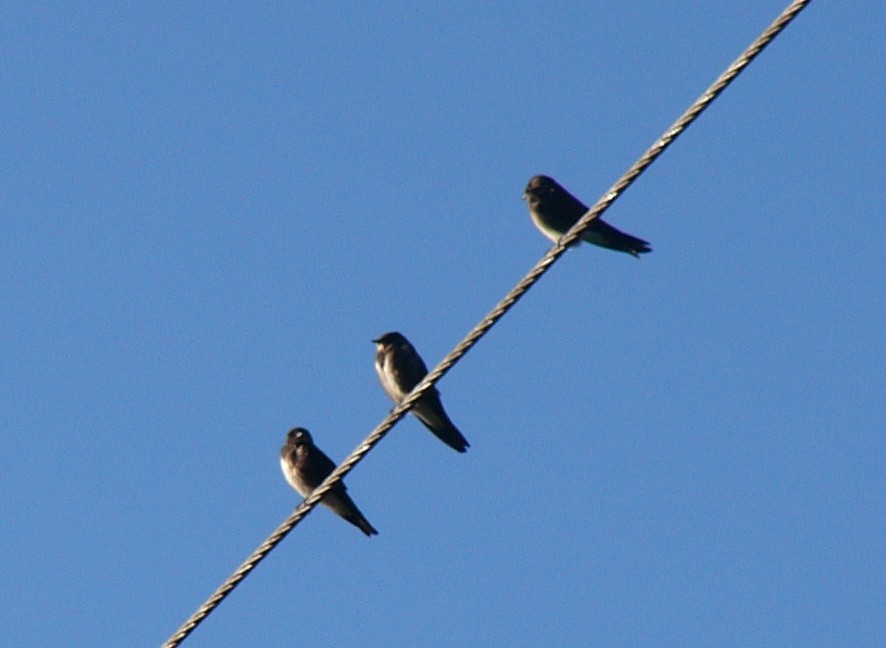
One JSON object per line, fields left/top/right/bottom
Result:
{"left": 161, "top": 1, "right": 812, "bottom": 645}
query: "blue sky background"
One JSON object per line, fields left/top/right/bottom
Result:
{"left": 2, "top": 2, "right": 883, "bottom": 646}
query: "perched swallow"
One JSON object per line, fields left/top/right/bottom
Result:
{"left": 280, "top": 427, "right": 378, "bottom": 536}
{"left": 373, "top": 331, "right": 470, "bottom": 453}
{"left": 523, "top": 175, "right": 651, "bottom": 257}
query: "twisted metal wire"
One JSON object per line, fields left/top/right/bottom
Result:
{"left": 162, "top": 1, "right": 812, "bottom": 645}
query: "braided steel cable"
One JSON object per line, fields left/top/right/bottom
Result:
{"left": 162, "top": 1, "right": 812, "bottom": 645}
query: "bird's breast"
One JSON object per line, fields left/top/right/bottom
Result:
{"left": 280, "top": 455, "right": 309, "bottom": 496}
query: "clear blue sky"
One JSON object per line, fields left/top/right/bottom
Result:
{"left": 2, "top": 2, "right": 883, "bottom": 646}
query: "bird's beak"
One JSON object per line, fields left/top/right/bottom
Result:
{"left": 371, "top": 338, "right": 381, "bottom": 344}
{"left": 521, "top": 192, "right": 528, "bottom": 201}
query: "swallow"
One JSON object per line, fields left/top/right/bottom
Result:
{"left": 280, "top": 427, "right": 378, "bottom": 536}
{"left": 523, "top": 175, "right": 651, "bottom": 257}
{"left": 372, "top": 331, "right": 470, "bottom": 453}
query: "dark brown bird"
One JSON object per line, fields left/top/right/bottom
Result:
{"left": 280, "top": 427, "right": 378, "bottom": 536}
{"left": 523, "top": 175, "right": 651, "bottom": 257}
{"left": 373, "top": 331, "right": 470, "bottom": 453}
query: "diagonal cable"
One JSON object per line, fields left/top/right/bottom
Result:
{"left": 162, "top": 1, "right": 812, "bottom": 645}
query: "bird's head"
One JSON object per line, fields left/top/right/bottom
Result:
{"left": 523, "top": 175, "right": 557, "bottom": 206}
{"left": 372, "top": 331, "right": 408, "bottom": 350}
{"left": 286, "top": 427, "right": 312, "bottom": 448}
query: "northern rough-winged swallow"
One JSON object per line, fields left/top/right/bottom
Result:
{"left": 523, "top": 175, "right": 651, "bottom": 257}
{"left": 373, "top": 331, "right": 470, "bottom": 453}
{"left": 280, "top": 427, "right": 378, "bottom": 536}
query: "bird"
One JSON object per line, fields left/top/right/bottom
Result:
{"left": 280, "top": 427, "right": 378, "bottom": 536}
{"left": 372, "top": 331, "right": 470, "bottom": 453}
{"left": 523, "top": 175, "right": 651, "bottom": 257}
